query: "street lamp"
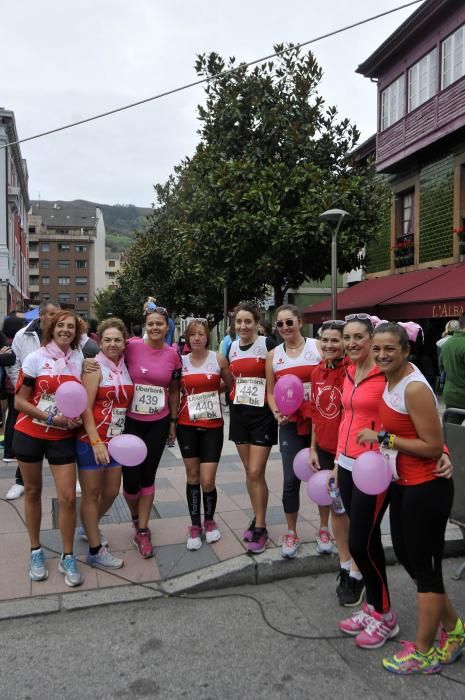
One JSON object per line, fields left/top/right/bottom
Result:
{"left": 319, "top": 208, "right": 351, "bottom": 320}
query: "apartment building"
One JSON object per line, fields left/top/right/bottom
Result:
{"left": 29, "top": 201, "right": 106, "bottom": 319}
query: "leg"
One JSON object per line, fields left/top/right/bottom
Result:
{"left": 242, "top": 444, "right": 271, "bottom": 528}
{"left": 49, "top": 462, "right": 77, "bottom": 554}
{"left": 18, "top": 460, "right": 43, "bottom": 548}
{"left": 184, "top": 456, "right": 202, "bottom": 526}
{"left": 280, "top": 423, "right": 308, "bottom": 533}
{"left": 330, "top": 510, "right": 351, "bottom": 562}
{"left": 98, "top": 466, "right": 122, "bottom": 517}
{"left": 79, "top": 467, "right": 105, "bottom": 549}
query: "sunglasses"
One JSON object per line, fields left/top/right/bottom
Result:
{"left": 322, "top": 319, "right": 345, "bottom": 328}
{"left": 276, "top": 319, "right": 295, "bottom": 328}
{"left": 145, "top": 303, "right": 168, "bottom": 316}
{"left": 192, "top": 317, "right": 208, "bottom": 323}
{"left": 344, "top": 313, "right": 372, "bottom": 322}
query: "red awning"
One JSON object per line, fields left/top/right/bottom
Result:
{"left": 302, "top": 264, "right": 465, "bottom": 323}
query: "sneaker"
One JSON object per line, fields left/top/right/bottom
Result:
{"left": 76, "top": 525, "right": 108, "bottom": 547}
{"left": 338, "top": 576, "right": 365, "bottom": 607}
{"left": 383, "top": 642, "right": 441, "bottom": 675}
{"left": 339, "top": 603, "right": 373, "bottom": 636}
{"left": 3, "top": 457, "right": 17, "bottom": 464}
{"left": 437, "top": 619, "right": 465, "bottom": 665}
{"left": 186, "top": 525, "right": 203, "bottom": 551}
{"left": 247, "top": 528, "right": 269, "bottom": 555}
{"left": 6, "top": 483, "right": 24, "bottom": 500}
{"left": 243, "top": 517, "right": 256, "bottom": 542}
{"left": 29, "top": 548, "right": 48, "bottom": 581}
{"left": 204, "top": 520, "right": 221, "bottom": 544}
{"left": 58, "top": 554, "right": 84, "bottom": 587}
{"left": 86, "top": 545, "right": 123, "bottom": 569}
{"left": 355, "top": 610, "right": 399, "bottom": 649}
{"left": 281, "top": 533, "right": 300, "bottom": 559}
{"left": 336, "top": 568, "right": 350, "bottom": 602}
{"left": 316, "top": 528, "right": 333, "bottom": 554}
{"left": 133, "top": 530, "right": 154, "bottom": 559}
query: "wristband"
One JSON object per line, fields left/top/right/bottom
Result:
{"left": 91, "top": 438, "right": 104, "bottom": 446}
{"left": 169, "top": 417, "right": 177, "bottom": 423}
{"left": 388, "top": 433, "right": 396, "bottom": 450}
{"left": 46, "top": 413, "right": 54, "bottom": 426}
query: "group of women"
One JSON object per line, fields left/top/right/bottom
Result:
{"left": 14, "top": 298, "right": 464, "bottom": 675}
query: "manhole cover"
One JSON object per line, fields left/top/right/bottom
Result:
{"left": 52, "top": 494, "right": 161, "bottom": 529}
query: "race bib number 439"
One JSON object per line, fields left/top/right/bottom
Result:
{"left": 131, "top": 384, "right": 165, "bottom": 415}
{"left": 187, "top": 391, "right": 222, "bottom": 421}
{"left": 233, "top": 377, "right": 266, "bottom": 407}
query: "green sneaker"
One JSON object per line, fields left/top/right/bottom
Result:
{"left": 437, "top": 619, "right": 465, "bottom": 665}
{"left": 383, "top": 642, "right": 441, "bottom": 675}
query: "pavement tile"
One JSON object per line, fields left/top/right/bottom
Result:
{"left": 154, "top": 541, "right": 218, "bottom": 579}
{"left": 154, "top": 500, "right": 188, "bottom": 519}
{"left": 208, "top": 517, "right": 247, "bottom": 559}
{"left": 30, "top": 558, "right": 98, "bottom": 595}
{"left": 151, "top": 515, "right": 189, "bottom": 546}
{"left": 219, "top": 481, "right": 248, "bottom": 496}
{"left": 218, "top": 509, "right": 251, "bottom": 530}
{"left": 215, "top": 492, "right": 242, "bottom": 511}
{"left": 108, "top": 548, "right": 160, "bottom": 583}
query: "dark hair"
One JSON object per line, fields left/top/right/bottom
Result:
{"left": 235, "top": 303, "right": 261, "bottom": 323}
{"left": 41, "top": 310, "right": 82, "bottom": 349}
{"left": 320, "top": 322, "right": 344, "bottom": 336}
{"left": 97, "top": 317, "right": 128, "bottom": 340}
{"left": 259, "top": 318, "right": 273, "bottom": 336}
{"left": 185, "top": 320, "right": 210, "bottom": 348}
{"left": 88, "top": 318, "right": 98, "bottom": 334}
{"left": 459, "top": 313, "right": 465, "bottom": 330}
{"left": 372, "top": 322, "right": 410, "bottom": 351}
{"left": 2, "top": 315, "right": 25, "bottom": 339}
{"left": 275, "top": 304, "right": 302, "bottom": 320}
{"left": 132, "top": 324, "right": 142, "bottom": 337}
{"left": 343, "top": 316, "right": 374, "bottom": 334}
{"left": 39, "top": 299, "right": 60, "bottom": 315}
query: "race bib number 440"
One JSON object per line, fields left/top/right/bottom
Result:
{"left": 187, "top": 391, "right": 222, "bottom": 421}
{"left": 131, "top": 384, "right": 165, "bottom": 415}
{"left": 233, "top": 377, "right": 266, "bottom": 407}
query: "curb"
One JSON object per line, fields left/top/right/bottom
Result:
{"left": 1, "top": 538, "right": 463, "bottom": 621}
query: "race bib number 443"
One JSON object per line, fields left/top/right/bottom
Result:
{"left": 233, "top": 377, "right": 266, "bottom": 407}
{"left": 187, "top": 391, "right": 222, "bottom": 421}
{"left": 32, "top": 393, "right": 66, "bottom": 430}
{"left": 131, "top": 384, "right": 165, "bottom": 415}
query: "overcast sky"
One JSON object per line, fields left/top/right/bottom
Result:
{"left": 2, "top": 0, "right": 419, "bottom": 208}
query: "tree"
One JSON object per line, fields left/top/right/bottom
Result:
{"left": 113, "top": 44, "right": 389, "bottom": 314}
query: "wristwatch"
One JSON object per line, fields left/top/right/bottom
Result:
{"left": 377, "top": 430, "right": 389, "bottom": 446}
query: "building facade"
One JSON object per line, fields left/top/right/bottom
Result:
{"left": 0, "top": 109, "right": 30, "bottom": 316}
{"left": 28, "top": 201, "right": 106, "bottom": 319}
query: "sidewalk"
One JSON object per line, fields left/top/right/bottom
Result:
{"left": 0, "top": 410, "right": 463, "bottom": 618}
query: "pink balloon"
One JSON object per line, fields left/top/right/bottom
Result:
{"left": 306, "top": 469, "right": 333, "bottom": 506}
{"left": 108, "top": 434, "right": 148, "bottom": 467}
{"left": 293, "top": 448, "right": 312, "bottom": 482}
{"left": 55, "top": 382, "right": 88, "bottom": 418}
{"left": 274, "top": 374, "right": 304, "bottom": 416}
{"left": 352, "top": 451, "right": 392, "bottom": 495}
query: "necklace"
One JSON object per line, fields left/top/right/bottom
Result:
{"left": 285, "top": 338, "right": 305, "bottom": 351}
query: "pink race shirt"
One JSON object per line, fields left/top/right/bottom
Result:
{"left": 124, "top": 340, "right": 181, "bottom": 422}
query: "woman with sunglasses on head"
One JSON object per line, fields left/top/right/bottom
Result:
{"left": 308, "top": 320, "right": 357, "bottom": 604}
{"left": 177, "top": 319, "right": 233, "bottom": 550}
{"left": 122, "top": 299, "right": 181, "bottom": 558}
{"left": 229, "top": 303, "right": 277, "bottom": 554}
{"left": 76, "top": 318, "right": 134, "bottom": 569}
{"left": 13, "top": 311, "right": 84, "bottom": 586}
{"left": 356, "top": 322, "right": 463, "bottom": 674}
{"left": 266, "top": 304, "right": 322, "bottom": 559}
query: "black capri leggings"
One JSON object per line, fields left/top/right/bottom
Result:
{"left": 122, "top": 415, "right": 170, "bottom": 495}
{"left": 338, "top": 465, "right": 391, "bottom": 614}
{"left": 279, "top": 422, "right": 310, "bottom": 514}
{"left": 390, "top": 478, "right": 454, "bottom": 594}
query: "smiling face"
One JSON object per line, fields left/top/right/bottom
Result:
{"left": 145, "top": 312, "right": 169, "bottom": 345}
{"left": 188, "top": 322, "right": 208, "bottom": 351}
{"left": 320, "top": 328, "right": 344, "bottom": 362}
{"left": 235, "top": 310, "right": 258, "bottom": 344}
{"left": 100, "top": 326, "right": 125, "bottom": 361}
{"left": 372, "top": 331, "right": 410, "bottom": 377}
{"left": 275, "top": 309, "right": 302, "bottom": 343}
{"left": 342, "top": 321, "right": 372, "bottom": 364}
{"left": 52, "top": 315, "right": 76, "bottom": 349}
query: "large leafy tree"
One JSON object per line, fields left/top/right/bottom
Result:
{"left": 114, "top": 44, "right": 389, "bottom": 314}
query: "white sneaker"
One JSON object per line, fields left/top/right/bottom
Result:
{"left": 186, "top": 525, "right": 203, "bottom": 551}
{"left": 6, "top": 483, "right": 24, "bottom": 500}
{"left": 204, "top": 519, "right": 221, "bottom": 544}
{"left": 76, "top": 525, "right": 108, "bottom": 547}
{"left": 281, "top": 532, "right": 300, "bottom": 559}
{"left": 316, "top": 528, "right": 333, "bottom": 555}
{"left": 2, "top": 457, "right": 17, "bottom": 463}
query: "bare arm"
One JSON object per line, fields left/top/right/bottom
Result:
{"left": 217, "top": 353, "right": 234, "bottom": 394}
{"left": 14, "top": 382, "right": 76, "bottom": 429}
{"left": 80, "top": 367, "right": 110, "bottom": 464}
{"left": 168, "top": 378, "right": 180, "bottom": 443}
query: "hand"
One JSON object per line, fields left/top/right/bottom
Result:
{"left": 0, "top": 345, "right": 12, "bottom": 354}
{"left": 327, "top": 465, "right": 338, "bottom": 494}
{"left": 166, "top": 424, "right": 176, "bottom": 447}
{"left": 356, "top": 429, "right": 378, "bottom": 446}
{"left": 308, "top": 447, "right": 320, "bottom": 472}
{"left": 51, "top": 414, "right": 70, "bottom": 429}
{"left": 434, "top": 453, "right": 453, "bottom": 479}
{"left": 66, "top": 417, "right": 83, "bottom": 430}
{"left": 274, "top": 410, "right": 289, "bottom": 426}
{"left": 83, "top": 358, "right": 100, "bottom": 374}
{"left": 92, "top": 442, "right": 110, "bottom": 465}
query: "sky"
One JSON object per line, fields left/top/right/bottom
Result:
{"left": 2, "top": 0, "right": 421, "bottom": 208}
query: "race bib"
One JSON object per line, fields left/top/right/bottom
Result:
{"left": 233, "top": 377, "right": 266, "bottom": 407}
{"left": 187, "top": 391, "right": 222, "bottom": 421}
{"left": 106, "top": 407, "right": 127, "bottom": 437}
{"left": 131, "top": 384, "right": 165, "bottom": 415}
{"left": 32, "top": 393, "right": 66, "bottom": 430}
{"left": 303, "top": 382, "right": 311, "bottom": 402}
{"left": 380, "top": 446, "right": 398, "bottom": 481}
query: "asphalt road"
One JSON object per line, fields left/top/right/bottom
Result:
{"left": 1, "top": 559, "right": 464, "bottom": 700}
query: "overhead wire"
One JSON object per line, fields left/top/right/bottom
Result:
{"left": 1, "top": 1, "right": 423, "bottom": 150}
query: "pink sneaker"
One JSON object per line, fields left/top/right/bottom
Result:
{"left": 204, "top": 520, "right": 221, "bottom": 544}
{"left": 133, "top": 530, "right": 154, "bottom": 559}
{"left": 355, "top": 610, "right": 399, "bottom": 649}
{"left": 339, "top": 603, "right": 374, "bottom": 636}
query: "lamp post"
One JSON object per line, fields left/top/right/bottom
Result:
{"left": 319, "top": 208, "right": 351, "bottom": 320}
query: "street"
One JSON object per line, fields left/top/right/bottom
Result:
{"left": 1, "top": 559, "right": 464, "bottom": 699}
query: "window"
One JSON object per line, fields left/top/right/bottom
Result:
{"left": 75, "top": 245, "right": 87, "bottom": 253}
{"left": 75, "top": 260, "right": 87, "bottom": 269}
{"left": 29, "top": 226, "right": 36, "bottom": 234}
{"left": 41, "top": 294, "right": 50, "bottom": 302}
{"left": 58, "top": 243, "right": 70, "bottom": 251}
{"left": 29, "top": 243, "right": 38, "bottom": 252}
{"left": 58, "top": 260, "right": 70, "bottom": 268}
{"left": 58, "top": 294, "right": 70, "bottom": 303}
{"left": 76, "top": 294, "right": 87, "bottom": 302}
{"left": 41, "top": 243, "right": 49, "bottom": 252}
{"left": 108, "top": 260, "right": 115, "bottom": 267}
{"left": 394, "top": 190, "right": 415, "bottom": 268}
{"left": 41, "top": 276, "right": 50, "bottom": 285}
{"left": 381, "top": 75, "right": 405, "bottom": 130}
{"left": 41, "top": 259, "right": 50, "bottom": 268}
{"left": 442, "top": 24, "right": 465, "bottom": 89}
{"left": 77, "top": 311, "right": 88, "bottom": 319}
{"left": 58, "top": 277, "right": 70, "bottom": 285}
{"left": 408, "top": 48, "right": 437, "bottom": 111}
{"left": 75, "top": 277, "right": 88, "bottom": 285}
